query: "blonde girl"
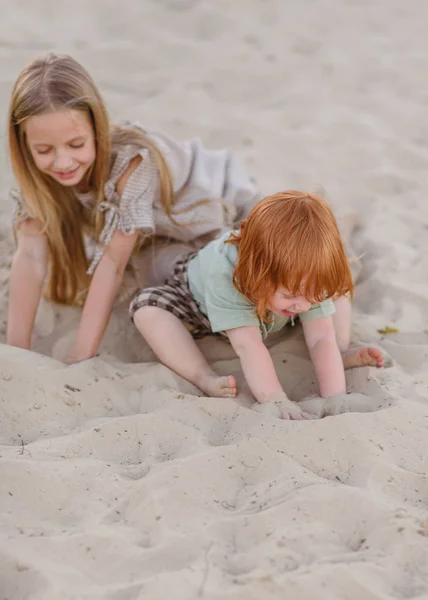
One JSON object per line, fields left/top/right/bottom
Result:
{"left": 7, "top": 53, "right": 260, "bottom": 362}
{"left": 131, "top": 191, "right": 384, "bottom": 420}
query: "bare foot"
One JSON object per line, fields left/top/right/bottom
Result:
{"left": 197, "top": 374, "right": 237, "bottom": 398}
{"left": 341, "top": 346, "right": 384, "bottom": 370}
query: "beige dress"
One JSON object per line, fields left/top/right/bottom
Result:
{"left": 11, "top": 126, "right": 262, "bottom": 285}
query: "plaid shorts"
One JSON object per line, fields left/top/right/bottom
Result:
{"left": 129, "top": 253, "right": 226, "bottom": 339}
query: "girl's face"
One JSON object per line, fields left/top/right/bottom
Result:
{"left": 268, "top": 287, "right": 312, "bottom": 317}
{"left": 25, "top": 108, "right": 96, "bottom": 188}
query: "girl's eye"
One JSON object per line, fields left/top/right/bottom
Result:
{"left": 70, "top": 142, "right": 84, "bottom": 149}
{"left": 36, "top": 148, "right": 51, "bottom": 155}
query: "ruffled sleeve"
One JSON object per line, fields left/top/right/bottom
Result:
{"left": 87, "top": 145, "right": 158, "bottom": 275}
{"left": 10, "top": 188, "right": 33, "bottom": 228}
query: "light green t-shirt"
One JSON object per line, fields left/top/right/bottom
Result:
{"left": 187, "top": 231, "right": 336, "bottom": 338}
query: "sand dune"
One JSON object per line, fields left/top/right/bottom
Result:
{"left": 1, "top": 1, "right": 428, "bottom": 598}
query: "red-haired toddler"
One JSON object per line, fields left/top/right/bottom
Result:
{"left": 130, "top": 191, "right": 384, "bottom": 420}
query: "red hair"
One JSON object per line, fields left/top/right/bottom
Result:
{"left": 227, "top": 191, "right": 354, "bottom": 320}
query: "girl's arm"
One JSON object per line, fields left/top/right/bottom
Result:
{"left": 227, "top": 325, "right": 309, "bottom": 419}
{"left": 7, "top": 219, "right": 49, "bottom": 350}
{"left": 302, "top": 315, "right": 346, "bottom": 397}
{"left": 66, "top": 229, "right": 138, "bottom": 363}
{"left": 66, "top": 155, "right": 142, "bottom": 363}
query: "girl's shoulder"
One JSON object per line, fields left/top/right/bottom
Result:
{"left": 111, "top": 122, "right": 194, "bottom": 185}
{"left": 112, "top": 121, "right": 193, "bottom": 158}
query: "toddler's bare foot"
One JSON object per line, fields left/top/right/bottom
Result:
{"left": 341, "top": 346, "right": 384, "bottom": 370}
{"left": 196, "top": 374, "right": 237, "bottom": 398}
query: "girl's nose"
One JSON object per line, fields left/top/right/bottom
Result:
{"left": 53, "top": 153, "right": 73, "bottom": 171}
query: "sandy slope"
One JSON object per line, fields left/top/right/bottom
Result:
{"left": 0, "top": 1, "right": 428, "bottom": 598}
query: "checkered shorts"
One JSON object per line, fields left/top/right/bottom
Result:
{"left": 129, "top": 254, "right": 226, "bottom": 339}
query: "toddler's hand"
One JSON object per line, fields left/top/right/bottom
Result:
{"left": 252, "top": 392, "right": 312, "bottom": 420}
{"left": 278, "top": 400, "right": 312, "bottom": 420}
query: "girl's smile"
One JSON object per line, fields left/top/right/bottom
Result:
{"left": 54, "top": 165, "right": 82, "bottom": 181}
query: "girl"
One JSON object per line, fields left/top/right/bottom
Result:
{"left": 7, "top": 53, "right": 261, "bottom": 362}
{"left": 131, "top": 191, "right": 384, "bottom": 420}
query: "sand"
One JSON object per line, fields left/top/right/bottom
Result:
{"left": 1, "top": 1, "right": 428, "bottom": 598}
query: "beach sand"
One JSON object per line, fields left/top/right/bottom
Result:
{"left": 0, "top": 1, "right": 428, "bottom": 598}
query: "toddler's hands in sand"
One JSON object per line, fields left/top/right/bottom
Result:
{"left": 252, "top": 392, "right": 312, "bottom": 420}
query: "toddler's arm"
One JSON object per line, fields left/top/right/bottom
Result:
{"left": 302, "top": 315, "right": 346, "bottom": 397}
{"left": 7, "top": 219, "right": 48, "bottom": 350}
{"left": 227, "top": 325, "right": 309, "bottom": 419}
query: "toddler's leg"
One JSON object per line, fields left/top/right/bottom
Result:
{"left": 333, "top": 296, "right": 384, "bottom": 369}
{"left": 134, "top": 306, "right": 237, "bottom": 398}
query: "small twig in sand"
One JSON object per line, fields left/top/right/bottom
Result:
{"left": 20, "top": 440, "right": 25, "bottom": 455}
{"left": 64, "top": 384, "right": 81, "bottom": 393}
{"left": 198, "top": 542, "right": 214, "bottom": 597}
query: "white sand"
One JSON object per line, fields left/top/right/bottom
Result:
{"left": 1, "top": 1, "right": 428, "bottom": 598}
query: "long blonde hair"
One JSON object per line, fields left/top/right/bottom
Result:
{"left": 8, "top": 53, "right": 174, "bottom": 305}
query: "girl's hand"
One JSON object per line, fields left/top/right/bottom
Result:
{"left": 64, "top": 357, "right": 78, "bottom": 365}
{"left": 64, "top": 356, "right": 80, "bottom": 365}
{"left": 64, "top": 351, "right": 91, "bottom": 365}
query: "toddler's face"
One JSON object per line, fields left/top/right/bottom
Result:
{"left": 268, "top": 287, "right": 312, "bottom": 317}
{"left": 25, "top": 108, "right": 96, "bottom": 188}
